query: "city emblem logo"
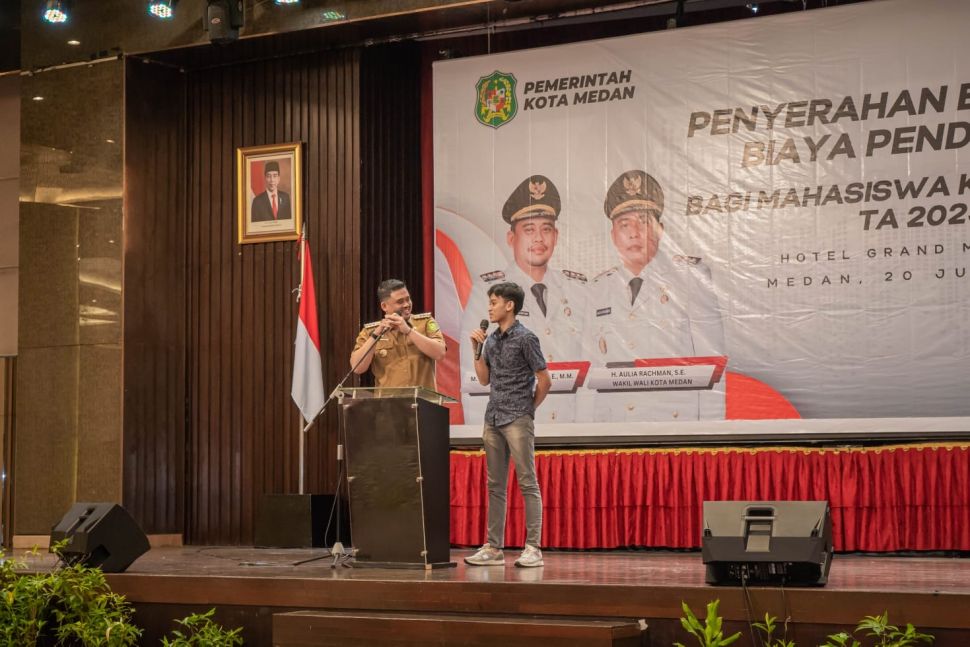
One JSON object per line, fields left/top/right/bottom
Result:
{"left": 475, "top": 71, "right": 518, "bottom": 129}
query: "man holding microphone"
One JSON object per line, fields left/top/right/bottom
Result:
{"left": 351, "top": 279, "right": 446, "bottom": 389}
{"left": 465, "top": 282, "right": 551, "bottom": 568}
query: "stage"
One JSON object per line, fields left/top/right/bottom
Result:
{"left": 22, "top": 547, "right": 970, "bottom": 646}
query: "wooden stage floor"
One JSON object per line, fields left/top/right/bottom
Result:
{"left": 19, "top": 547, "right": 970, "bottom": 645}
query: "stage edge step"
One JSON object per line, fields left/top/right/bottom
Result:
{"left": 272, "top": 609, "right": 648, "bottom": 646}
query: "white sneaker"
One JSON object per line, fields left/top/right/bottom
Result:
{"left": 464, "top": 543, "right": 505, "bottom": 566}
{"left": 514, "top": 544, "right": 544, "bottom": 568}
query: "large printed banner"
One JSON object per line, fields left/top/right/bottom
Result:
{"left": 433, "top": 0, "right": 970, "bottom": 439}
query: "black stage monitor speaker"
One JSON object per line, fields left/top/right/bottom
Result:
{"left": 50, "top": 503, "right": 150, "bottom": 573}
{"left": 701, "top": 500, "right": 833, "bottom": 586}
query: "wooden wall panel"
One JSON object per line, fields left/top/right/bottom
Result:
{"left": 359, "top": 44, "right": 425, "bottom": 321}
{"left": 184, "top": 50, "right": 360, "bottom": 545}
{"left": 123, "top": 61, "right": 188, "bottom": 535}
{"left": 123, "top": 42, "right": 426, "bottom": 545}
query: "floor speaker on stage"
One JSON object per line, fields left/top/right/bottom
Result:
{"left": 50, "top": 503, "right": 150, "bottom": 573}
{"left": 254, "top": 494, "right": 349, "bottom": 548}
{"left": 701, "top": 500, "right": 833, "bottom": 586}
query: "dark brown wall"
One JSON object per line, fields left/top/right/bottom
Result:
{"left": 359, "top": 44, "right": 425, "bottom": 321}
{"left": 124, "top": 61, "right": 188, "bottom": 535}
{"left": 180, "top": 50, "right": 360, "bottom": 544}
{"left": 122, "top": 42, "right": 428, "bottom": 545}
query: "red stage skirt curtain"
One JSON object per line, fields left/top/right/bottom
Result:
{"left": 449, "top": 444, "right": 970, "bottom": 552}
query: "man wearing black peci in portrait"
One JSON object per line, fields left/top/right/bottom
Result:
{"left": 251, "top": 160, "right": 292, "bottom": 222}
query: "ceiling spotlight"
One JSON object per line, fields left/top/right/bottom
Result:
{"left": 746, "top": 2, "right": 759, "bottom": 13}
{"left": 274, "top": 0, "right": 300, "bottom": 5}
{"left": 149, "top": 0, "right": 178, "bottom": 19}
{"left": 32, "top": 96, "right": 45, "bottom": 101}
{"left": 67, "top": 39, "right": 80, "bottom": 45}
{"left": 43, "top": 0, "right": 71, "bottom": 24}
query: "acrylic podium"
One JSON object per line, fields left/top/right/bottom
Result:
{"left": 337, "top": 387, "right": 456, "bottom": 569}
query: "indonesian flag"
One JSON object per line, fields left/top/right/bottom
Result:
{"left": 291, "top": 237, "right": 325, "bottom": 423}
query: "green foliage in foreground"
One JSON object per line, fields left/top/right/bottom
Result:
{"left": 161, "top": 608, "right": 243, "bottom": 647}
{"left": 675, "top": 599, "right": 742, "bottom": 647}
{"left": 1, "top": 545, "right": 244, "bottom": 645}
{"left": 822, "top": 612, "right": 934, "bottom": 647}
{"left": 0, "top": 545, "right": 141, "bottom": 646}
{"left": 678, "top": 601, "right": 934, "bottom": 647}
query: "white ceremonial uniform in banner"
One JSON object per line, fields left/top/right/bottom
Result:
{"left": 461, "top": 263, "right": 589, "bottom": 424}
{"left": 582, "top": 237, "right": 726, "bottom": 422}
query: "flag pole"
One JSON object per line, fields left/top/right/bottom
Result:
{"left": 297, "top": 231, "right": 307, "bottom": 496}
{"left": 298, "top": 413, "right": 306, "bottom": 495}
{"left": 292, "top": 225, "right": 324, "bottom": 495}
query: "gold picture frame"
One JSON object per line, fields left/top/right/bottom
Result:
{"left": 236, "top": 142, "right": 303, "bottom": 244}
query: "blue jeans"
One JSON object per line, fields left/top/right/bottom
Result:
{"left": 483, "top": 415, "right": 542, "bottom": 548}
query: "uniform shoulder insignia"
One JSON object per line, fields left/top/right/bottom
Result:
{"left": 411, "top": 312, "right": 431, "bottom": 320}
{"left": 673, "top": 255, "right": 702, "bottom": 265}
{"left": 593, "top": 268, "right": 616, "bottom": 282}
{"left": 480, "top": 270, "right": 506, "bottom": 283}
{"left": 363, "top": 321, "right": 381, "bottom": 329}
{"left": 561, "top": 269, "right": 587, "bottom": 283}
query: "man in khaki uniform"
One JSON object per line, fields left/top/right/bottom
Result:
{"left": 351, "top": 279, "right": 446, "bottom": 390}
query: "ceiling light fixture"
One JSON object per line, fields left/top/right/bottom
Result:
{"left": 148, "top": 0, "right": 178, "bottom": 19}
{"left": 43, "top": 0, "right": 71, "bottom": 24}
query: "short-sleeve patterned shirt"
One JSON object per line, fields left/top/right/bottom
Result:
{"left": 482, "top": 320, "right": 547, "bottom": 427}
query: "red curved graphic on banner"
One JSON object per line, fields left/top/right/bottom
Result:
{"left": 440, "top": 334, "right": 464, "bottom": 424}
{"left": 435, "top": 228, "right": 471, "bottom": 424}
{"left": 435, "top": 229, "right": 473, "bottom": 309}
{"left": 725, "top": 371, "right": 800, "bottom": 420}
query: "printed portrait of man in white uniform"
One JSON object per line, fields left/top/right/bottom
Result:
{"left": 582, "top": 170, "right": 726, "bottom": 422}
{"left": 461, "top": 175, "right": 589, "bottom": 424}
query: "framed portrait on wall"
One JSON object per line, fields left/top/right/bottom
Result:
{"left": 236, "top": 142, "right": 303, "bottom": 244}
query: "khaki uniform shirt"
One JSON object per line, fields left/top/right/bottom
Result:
{"left": 352, "top": 313, "right": 444, "bottom": 390}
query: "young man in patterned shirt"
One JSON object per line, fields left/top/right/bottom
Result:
{"left": 465, "top": 282, "right": 551, "bottom": 568}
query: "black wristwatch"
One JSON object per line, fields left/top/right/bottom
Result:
{"left": 370, "top": 331, "right": 380, "bottom": 340}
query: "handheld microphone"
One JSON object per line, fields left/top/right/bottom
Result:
{"left": 396, "top": 308, "right": 414, "bottom": 328}
{"left": 474, "top": 319, "right": 489, "bottom": 360}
